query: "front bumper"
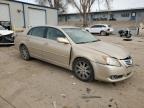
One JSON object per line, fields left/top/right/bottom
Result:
{"left": 106, "top": 31, "right": 113, "bottom": 34}
{"left": 0, "top": 34, "right": 14, "bottom": 44}
{"left": 91, "top": 61, "right": 134, "bottom": 82}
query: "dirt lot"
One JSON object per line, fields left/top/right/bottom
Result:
{"left": 0, "top": 35, "right": 144, "bottom": 108}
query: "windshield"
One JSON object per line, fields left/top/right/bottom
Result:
{"left": 0, "top": 26, "right": 5, "bottom": 30}
{"left": 63, "top": 28, "right": 99, "bottom": 44}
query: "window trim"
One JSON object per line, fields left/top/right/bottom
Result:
{"left": 91, "top": 25, "right": 105, "bottom": 28}
{"left": 45, "top": 27, "right": 67, "bottom": 41}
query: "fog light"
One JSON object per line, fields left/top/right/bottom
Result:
{"left": 110, "top": 75, "right": 123, "bottom": 80}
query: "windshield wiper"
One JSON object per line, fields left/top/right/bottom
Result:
{"left": 89, "top": 39, "right": 101, "bottom": 43}
{"left": 76, "top": 39, "right": 101, "bottom": 44}
{"left": 76, "top": 42, "right": 89, "bottom": 44}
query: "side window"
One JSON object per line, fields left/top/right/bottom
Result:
{"left": 27, "top": 27, "right": 46, "bottom": 38}
{"left": 94, "top": 25, "right": 101, "bottom": 28}
{"left": 91, "top": 25, "right": 97, "bottom": 28}
{"left": 102, "top": 25, "right": 106, "bottom": 27}
{"left": 98, "top": 25, "right": 103, "bottom": 28}
{"left": 46, "top": 27, "right": 65, "bottom": 41}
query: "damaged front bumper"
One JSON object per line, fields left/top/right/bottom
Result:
{"left": 91, "top": 61, "right": 134, "bottom": 82}
{"left": 0, "top": 33, "right": 14, "bottom": 45}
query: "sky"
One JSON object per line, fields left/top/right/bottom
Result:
{"left": 111, "top": 0, "right": 144, "bottom": 10}
{"left": 19, "top": 0, "right": 144, "bottom": 13}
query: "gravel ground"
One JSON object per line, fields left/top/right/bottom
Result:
{"left": 0, "top": 35, "right": 144, "bottom": 108}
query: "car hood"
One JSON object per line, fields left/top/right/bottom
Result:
{"left": 79, "top": 41, "right": 130, "bottom": 59}
{"left": 0, "top": 30, "right": 14, "bottom": 36}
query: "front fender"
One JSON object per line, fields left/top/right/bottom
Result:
{"left": 69, "top": 46, "right": 108, "bottom": 70}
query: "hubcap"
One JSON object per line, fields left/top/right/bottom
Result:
{"left": 21, "top": 46, "right": 28, "bottom": 59}
{"left": 75, "top": 61, "right": 91, "bottom": 80}
{"left": 101, "top": 31, "right": 106, "bottom": 35}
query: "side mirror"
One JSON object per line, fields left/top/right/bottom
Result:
{"left": 57, "top": 37, "right": 69, "bottom": 44}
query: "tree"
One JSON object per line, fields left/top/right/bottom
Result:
{"left": 68, "top": 0, "right": 96, "bottom": 26}
{"left": 105, "top": 0, "right": 113, "bottom": 11}
{"left": 104, "top": 0, "right": 113, "bottom": 20}
{"left": 68, "top": 0, "right": 113, "bottom": 26}
{"left": 36, "top": 0, "right": 67, "bottom": 13}
{"left": 35, "top": 0, "right": 48, "bottom": 6}
{"left": 52, "top": 0, "right": 68, "bottom": 13}
{"left": 47, "top": 0, "right": 53, "bottom": 7}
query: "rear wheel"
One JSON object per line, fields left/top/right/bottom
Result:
{"left": 19, "top": 45, "right": 30, "bottom": 60}
{"left": 106, "top": 33, "right": 110, "bottom": 36}
{"left": 100, "top": 31, "right": 106, "bottom": 36}
{"left": 73, "top": 58, "right": 94, "bottom": 82}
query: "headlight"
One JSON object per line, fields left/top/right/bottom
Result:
{"left": 106, "top": 57, "right": 121, "bottom": 67}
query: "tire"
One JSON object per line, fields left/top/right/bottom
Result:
{"left": 100, "top": 31, "right": 106, "bottom": 36}
{"left": 19, "top": 45, "right": 30, "bottom": 60}
{"left": 106, "top": 33, "right": 109, "bottom": 36}
{"left": 86, "top": 30, "right": 89, "bottom": 32}
{"left": 73, "top": 58, "right": 94, "bottom": 82}
{"left": 126, "top": 34, "right": 132, "bottom": 38}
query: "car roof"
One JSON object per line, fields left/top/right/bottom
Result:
{"left": 92, "top": 24, "right": 108, "bottom": 26}
{"left": 30, "top": 25, "right": 80, "bottom": 29}
{"left": 23, "top": 25, "right": 80, "bottom": 35}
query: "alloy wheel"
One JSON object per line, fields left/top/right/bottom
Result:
{"left": 20, "top": 45, "right": 30, "bottom": 60}
{"left": 73, "top": 59, "right": 94, "bottom": 81}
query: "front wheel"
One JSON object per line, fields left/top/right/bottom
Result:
{"left": 73, "top": 58, "right": 94, "bottom": 82}
{"left": 86, "top": 30, "right": 89, "bottom": 32}
{"left": 19, "top": 45, "right": 30, "bottom": 60}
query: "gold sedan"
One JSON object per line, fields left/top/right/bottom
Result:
{"left": 15, "top": 26, "right": 133, "bottom": 82}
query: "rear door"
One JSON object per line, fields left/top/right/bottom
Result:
{"left": 27, "top": 27, "right": 47, "bottom": 58}
{"left": 96, "top": 25, "right": 103, "bottom": 33}
{"left": 43, "top": 27, "right": 71, "bottom": 67}
{"left": 90, "top": 25, "right": 99, "bottom": 33}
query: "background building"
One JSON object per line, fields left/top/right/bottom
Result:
{"left": 59, "top": 8, "right": 144, "bottom": 27}
{"left": 0, "top": 0, "right": 58, "bottom": 31}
